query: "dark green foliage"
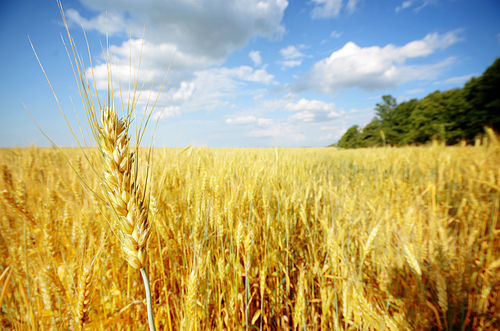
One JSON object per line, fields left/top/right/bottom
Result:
{"left": 375, "top": 95, "right": 397, "bottom": 123}
{"left": 337, "top": 125, "right": 360, "bottom": 148}
{"left": 334, "top": 57, "right": 500, "bottom": 148}
{"left": 461, "top": 58, "right": 500, "bottom": 142}
{"left": 408, "top": 89, "right": 467, "bottom": 145}
{"left": 357, "top": 119, "right": 383, "bottom": 147}
{"left": 388, "top": 99, "right": 419, "bottom": 145}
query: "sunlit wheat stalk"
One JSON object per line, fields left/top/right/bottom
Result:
{"left": 24, "top": 0, "right": 174, "bottom": 329}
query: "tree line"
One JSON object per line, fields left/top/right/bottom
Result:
{"left": 335, "top": 58, "right": 500, "bottom": 148}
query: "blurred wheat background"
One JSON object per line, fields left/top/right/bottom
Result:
{"left": 1, "top": 134, "right": 499, "bottom": 330}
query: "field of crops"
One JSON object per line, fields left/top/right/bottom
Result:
{"left": 1, "top": 138, "right": 499, "bottom": 330}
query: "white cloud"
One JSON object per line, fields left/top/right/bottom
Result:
{"left": 226, "top": 116, "right": 257, "bottom": 124}
{"left": 258, "top": 118, "right": 274, "bottom": 125}
{"left": 413, "top": 1, "right": 431, "bottom": 13}
{"left": 256, "top": 92, "right": 296, "bottom": 111}
{"left": 346, "top": 0, "right": 360, "bottom": 13}
{"left": 291, "top": 31, "right": 463, "bottom": 94}
{"left": 90, "top": 57, "right": 275, "bottom": 113}
{"left": 249, "top": 50, "right": 262, "bottom": 66}
{"left": 153, "top": 106, "right": 181, "bottom": 120}
{"left": 226, "top": 115, "right": 274, "bottom": 125}
{"left": 68, "top": 0, "right": 288, "bottom": 68}
{"left": 330, "top": 30, "right": 343, "bottom": 38}
{"left": 395, "top": 0, "right": 436, "bottom": 13}
{"left": 236, "top": 66, "right": 275, "bottom": 84}
{"left": 284, "top": 98, "right": 334, "bottom": 112}
{"left": 433, "top": 73, "right": 476, "bottom": 85}
{"left": 310, "top": 0, "right": 358, "bottom": 19}
{"left": 66, "top": 0, "right": 285, "bottom": 129}
{"left": 279, "top": 45, "right": 307, "bottom": 68}
{"left": 285, "top": 98, "right": 340, "bottom": 122}
{"left": 172, "top": 82, "right": 195, "bottom": 101}
{"left": 311, "top": 0, "right": 343, "bottom": 18}
{"left": 395, "top": 1, "right": 413, "bottom": 12}
{"left": 146, "top": 65, "right": 276, "bottom": 120}
{"left": 280, "top": 45, "right": 306, "bottom": 59}
{"left": 65, "top": 8, "right": 126, "bottom": 35}
{"left": 281, "top": 60, "right": 303, "bottom": 68}
{"left": 88, "top": 38, "right": 212, "bottom": 91}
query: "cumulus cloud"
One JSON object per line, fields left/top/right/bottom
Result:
{"left": 65, "top": 8, "right": 126, "bottom": 35}
{"left": 226, "top": 116, "right": 257, "bottom": 124}
{"left": 290, "top": 31, "right": 463, "bottom": 94}
{"left": 153, "top": 105, "right": 181, "bottom": 120}
{"left": 88, "top": 38, "right": 212, "bottom": 91}
{"left": 284, "top": 98, "right": 334, "bottom": 112}
{"left": 249, "top": 50, "right": 262, "bottom": 66}
{"left": 172, "top": 82, "right": 195, "bottom": 101}
{"left": 226, "top": 116, "right": 274, "bottom": 125}
{"left": 63, "top": 0, "right": 289, "bottom": 134}
{"left": 86, "top": 38, "right": 276, "bottom": 117}
{"left": 67, "top": 0, "right": 287, "bottom": 101}
{"left": 279, "top": 45, "right": 307, "bottom": 68}
{"left": 285, "top": 98, "right": 341, "bottom": 122}
{"left": 310, "top": 0, "right": 359, "bottom": 19}
{"left": 148, "top": 65, "right": 276, "bottom": 120}
{"left": 71, "top": 0, "right": 288, "bottom": 61}
{"left": 280, "top": 45, "right": 306, "bottom": 59}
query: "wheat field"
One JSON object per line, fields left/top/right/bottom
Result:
{"left": 0, "top": 138, "right": 499, "bottom": 330}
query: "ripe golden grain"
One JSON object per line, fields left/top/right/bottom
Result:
{"left": 99, "top": 107, "right": 151, "bottom": 270}
{"left": 1, "top": 140, "right": 500, "bottom": 330}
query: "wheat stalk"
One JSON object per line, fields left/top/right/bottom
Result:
{"left": 96, "top": 107, "right": 157, "bottom": 331}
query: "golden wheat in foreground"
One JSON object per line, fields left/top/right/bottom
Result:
{"left": 1, "top": 135, "right": 500, "bottom": 330}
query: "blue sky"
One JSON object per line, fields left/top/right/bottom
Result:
{"left": 1, "top": 0, "right": 499, "bottom": 147}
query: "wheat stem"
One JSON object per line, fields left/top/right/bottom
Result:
{"left": 140, "top": 268, "right": 156, "bottom": 331}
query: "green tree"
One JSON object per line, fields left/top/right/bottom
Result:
{"left": 461, "top": 57, "right": 500, "bottom": 141}
{"left": 375, "top": 95, "right": 398, "bottom": 123}
{"left": 407, "top": 89, "right": 466, "bottom": 144}
{"left": 390, "top": 99, "right": 419, "bottom": 145}
{"left": 357, "top": 119, "right": 383, "bottom": 147}
{"left": 337, "top": 125, "right": 360, "bottom": 148}
{"left": 331, "top": 58, "right": 500, "bottom": 148}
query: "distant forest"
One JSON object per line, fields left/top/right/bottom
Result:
{"left": 334, "top": 58, "right": 500, "bottom": 148}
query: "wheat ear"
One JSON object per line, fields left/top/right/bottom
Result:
{"left": 99, "top": 107, "right": 150, "bottom": 270}
{"left": 98, "top": 107, "right": 155, "bottom": 331}
{"left": 74, "top": 264, "right": 93, "bottom": 331}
